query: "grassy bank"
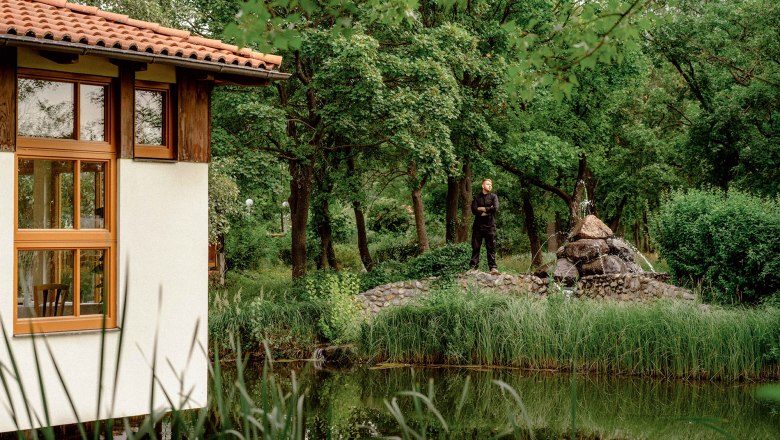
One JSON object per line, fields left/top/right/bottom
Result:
{"left": 359, "top": 290, "right": 780, "bottom": 380}
{"left": 209, "top": 270, "right": 324, "bottom": 359}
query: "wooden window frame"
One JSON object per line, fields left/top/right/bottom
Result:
{"left": 14, "top": 69, "right": 117, "bottom": 335}
{"left": 134, "top": 80, "right": 175, "bottom": 160}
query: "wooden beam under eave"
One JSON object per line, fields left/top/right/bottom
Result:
{"left": 40, "top": 50, "right": 79, "bottom": 64}
{"left": 0, "top": 46, "right": 17, "bottom": 153}
{"left": 116, "top": 65, "right": 135, "bottom": 159}
{"left": 177, "top": 69, "right": 213, "bottom": 163}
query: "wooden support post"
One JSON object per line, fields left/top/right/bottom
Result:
{"left": 177, "top": 69, "right": 213, "bottom": 163}
{"left": 0, "top": 46, "right": 17, "bottom": 152}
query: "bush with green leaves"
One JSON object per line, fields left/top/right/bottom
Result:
{"left": 225, "top": 217, "right": 289, "bottom": 270}
{"left": 371, "top": 234, "right": 420, "bottom": 264}
{"left": 302, "top": 271, "right": 363, "bottom": 344}
{"left": 652, "top": 189, "right": 780, "bottom": 304}
{"left": 368, "top": 198, "right": 412, "bottom": 234}
{"left": 403, "top": 242, "right": 471, "bottom": 279}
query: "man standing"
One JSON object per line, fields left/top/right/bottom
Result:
{"left": 470, "top": 178, "right": 499, "bottom": 274}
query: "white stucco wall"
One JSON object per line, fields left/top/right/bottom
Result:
{"left": 0, "top": 155, "right": 208, "bottom": 432}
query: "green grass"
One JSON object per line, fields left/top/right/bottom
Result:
{"left": 360, "top": 289, "right": 780, "bottom": 380}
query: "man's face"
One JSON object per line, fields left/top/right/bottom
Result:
{"left": 482, "top": 180, "right": 492, "bottom": 193}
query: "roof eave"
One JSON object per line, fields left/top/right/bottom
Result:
{"left": 0, "top": 34, "right": 291, "bottom": 82}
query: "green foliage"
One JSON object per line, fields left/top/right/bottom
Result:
{"left": 403, "top": 243, "right": 471, "bottom": 280}
{"left": 360, "top": 291, "right": 780, "bottom": 380}
{"left": 208, "top": 159, "right": 242, "bottom": 244}
{"left": 371, "top": 235, "right": 420, "bottom": 264}
{"left": 368, "top": 198, "right": 411, "bottom": 234}
{"left": 652, "top": 189, "right": 780, "bottom": 304}
{"left": 224, "top": 217, "right": 289, "bottom": 270}
{"left": 301, "top": 271, "right": 363, "bottom": 344}
{"left": 209, "top": 288, "right": 323, "bottom": 359}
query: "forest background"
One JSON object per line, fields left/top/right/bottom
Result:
{"left": 83, "top": 0, "right": 779, "bottom": 299}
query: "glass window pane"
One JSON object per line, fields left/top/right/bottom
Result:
{"left": 18, "top": 79, "right": 75, "bottom": 139}
{"left": 80, "top": 250, "right": 106, "bottom": 316}
{"left": 17, "top": 159, "right": 74, "bottom": 229}
{"left": 80, "top": 162, "right": 106, "bottom": 229}
{"left": 17, "top": 250, "right": 75, "bottom": 319}
{"left": 80, "top": 85, "right": 106, "bottom": 141}
{"left": 135, "top": 90, "right": 164, "bottom": 145}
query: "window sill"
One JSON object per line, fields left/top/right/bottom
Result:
{"left": 13, "top": 327, "right": 121, "bottom": 338}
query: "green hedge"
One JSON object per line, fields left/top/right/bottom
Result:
{"left": 652, "top": 189, "right": 780, "bottom": 304}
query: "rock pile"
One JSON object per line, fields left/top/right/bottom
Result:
{"left": 458, "top": 271, "right": 548, "bottom": 296}
{"left": 356, "top": 280, "right": 430, "bottom": 314}
{"left": 554, "top": 215, "right": 643, "bottom": 285}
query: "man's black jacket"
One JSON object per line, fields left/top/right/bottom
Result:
{"left": 471, "top": 192, "right": 499, "bottom": 231}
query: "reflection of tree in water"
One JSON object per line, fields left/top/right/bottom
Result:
{"left": 135, "top": 90, "right": 164, "bottom": 144}
{"left": 80, "top": 86, "right": 105, "bottom": 141}
{"left": 18, "top": 79, "right": 74, "bottom": 139}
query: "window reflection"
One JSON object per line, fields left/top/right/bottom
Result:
{"left": 17, "top": 250, "right": 75, "bottom": 319}
{"left": 80, "top": 162, "right": 106, "bottom": 229}
{"left": 80, "top": 250, "right": 106, "bottom": 316}
{"left": 80, "top": 85, "right": 106, "bottom": 141}
{"left": 135, "top": 90, "right": 164, "bottom": 145}
{"left": 18, "top": 79, "right": 75, "bottom": 139}
{"left": 17, "top": 159, "right": 74, "bottom": 229}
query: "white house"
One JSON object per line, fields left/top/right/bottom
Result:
{"left": 0, "top": 0, "right": 288, "bottom": 432}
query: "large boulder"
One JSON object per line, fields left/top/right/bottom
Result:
{"left": 580, "top": 255, "right": 626, "bottom": 276}
{"left": 554, "top": 258, "right": 579, "bottom": 285}
{"left": 606, "top": 237, "right": 634, "bottom": 261}
{"left": 564, "top": 239, "right": 609, "bottom": 262}
{"left": 569, "top": 215, "right": 613, "bottom": 240}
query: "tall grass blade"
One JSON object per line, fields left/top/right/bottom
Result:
{"left": 1, "top": 317, "right": 42, "bottom": 435}
{"left": 41, "top": 337, "right": 87, "bottom": 439}
{"left": 494, "top": 380, "right": 535, "bottom": 440}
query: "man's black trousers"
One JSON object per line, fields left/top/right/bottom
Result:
{"left": 470, "top": 228, "right": 497, "bottom": 270}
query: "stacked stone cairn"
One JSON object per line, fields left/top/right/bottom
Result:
{"left": 554, "top": 215, "right": 643, "bottom": 286}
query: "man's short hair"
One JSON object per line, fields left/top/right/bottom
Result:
{"left": 482, "top": 178, "right": 492, "bottom": 184}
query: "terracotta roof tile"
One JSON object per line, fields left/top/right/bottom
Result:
{"left": 0, "top": 0, "right": 283, "bottom": 71}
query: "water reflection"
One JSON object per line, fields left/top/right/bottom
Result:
{"left": 232, "top": 363, "right": 780, "bottom": 439}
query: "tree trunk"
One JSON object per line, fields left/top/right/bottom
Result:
{"left": 408, "top": 163, "right": 429, "bottom": 253}
{"left": 347, "top": 154, "right": 374, "bottom": 270}
{"left": 456, "top": 161, "right": 472, "bottom": 243}
{"left": 522, "top": 192, "right": 543, "bottom": 268}
{"left": 642, "top": 209, "right": 652, "bottom": 253}
{"left": 608, "top": 196, "right": 627, "bottom": 233}
{"left": 289, "top": 159, "right": 313, "bottom": 278}
{"left": 314, "top": 199, "right": 337, "bottom": 270}
{"left": 445, "top": 175, "right": 459, "bottom": 243}
{"left": 634, "top": 220, "right": 641, "bottom": 250}
{"left": 546, "top": 222, "right": 558, "bottom": 252}
{"left": 313, "top": 163, "right": 338, "bottom": 270}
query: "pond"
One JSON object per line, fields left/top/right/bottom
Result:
{"left": 234, "top": 362, "right": 780, "bottom": 439}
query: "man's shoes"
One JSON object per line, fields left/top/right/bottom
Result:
{"left": 490, "top": 268, "right": 500, "bottom": 275}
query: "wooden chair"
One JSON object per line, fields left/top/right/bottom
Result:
{"left": 33, "top": 284, "right": 69, "bottom": 317}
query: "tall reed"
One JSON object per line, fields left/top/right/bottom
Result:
{"left": 360, "top": 290, "right": 780, "bottom": 380}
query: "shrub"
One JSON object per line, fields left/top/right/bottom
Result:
{"left": 368, "top": 198, "right": 412, "bottom": 233}
{"left": 224, "top": 218, "right": 288, "bottom": 270}
{"left": 652, "top": 189, "right": 780, "bottom": 304}
{"left": 371, "top": 234, "right": 420, "bottom": 263}
{"left": 301, "top": 271, "right": 363, "bottom": 344}
{"left": 403, "top": 243, "right": 471, "bottom": 279}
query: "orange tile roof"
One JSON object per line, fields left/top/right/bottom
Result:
{"left": 0, "top": 0, "right": 284, "bottom": 72}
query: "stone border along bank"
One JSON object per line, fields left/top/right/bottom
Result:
{"left": 356, "top": 271, "right": 695, "bottom": 315}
